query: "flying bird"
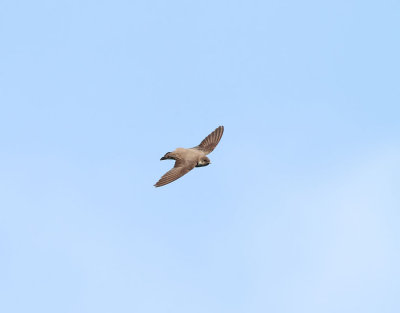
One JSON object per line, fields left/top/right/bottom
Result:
{"left": 154, "top": 126, "right": 224, "bottom": 187}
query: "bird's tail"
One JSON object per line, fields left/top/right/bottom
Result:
{"left": 160, "top": 152, "right": 173, "bottom": 160}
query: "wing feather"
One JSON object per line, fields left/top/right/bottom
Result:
{"left": 193, "top": 125, "right": 224, "bottom": 155}
{"left": 154, "top": 160, "right": 196, "bottom": 187}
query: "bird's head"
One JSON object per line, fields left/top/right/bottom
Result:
{"left": 197, "top": 156, "right": 211, "bottom": 167}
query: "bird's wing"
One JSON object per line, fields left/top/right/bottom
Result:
{"left": 192, "top": 125, "right": 224, "bottom": 155}
{"left": 154, "top": 159, "right": 196, "bottom": 187}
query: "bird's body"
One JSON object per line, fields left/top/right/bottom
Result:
{"left": 163, "top": 148, "right": 208, "bottom": 166}
{"left": 154, "top": 126, "right": 224, "bottom": 187}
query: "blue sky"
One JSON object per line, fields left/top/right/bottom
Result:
{"left": 1, "top": 0, "right": 399, "bottom": 312}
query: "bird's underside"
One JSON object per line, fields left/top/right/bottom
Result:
{"left": 154, "top": 125, "right": 224, "bottom": 187}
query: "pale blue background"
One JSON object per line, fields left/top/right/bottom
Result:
{"left": 1, "top": 1, "right": 399, "bottom": 312}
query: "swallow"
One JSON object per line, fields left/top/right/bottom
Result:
{"left": 154, "top": 126, "right": 224, "bottom": 187}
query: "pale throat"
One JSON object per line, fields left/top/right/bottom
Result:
{"left": 196, "top": 161, "right": 209, "bottom": 167}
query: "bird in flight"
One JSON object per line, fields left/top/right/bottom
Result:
{"left": 154, "top": 126, "right": 224, "bottom": 187}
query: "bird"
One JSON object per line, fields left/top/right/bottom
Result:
{"left": 154, "top": 125, "right": 224, "bottom": 187}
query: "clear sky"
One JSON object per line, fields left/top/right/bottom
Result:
{"left": 1, "top": 1, "right": 399, "bottom": 312}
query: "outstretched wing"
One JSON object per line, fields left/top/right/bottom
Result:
{"left": 192, "top": 125, "right": 224, "bottom": 155}
{"left": 154, "top": 159, "right": 196, "bottom": 187}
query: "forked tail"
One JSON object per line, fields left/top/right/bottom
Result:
{"left": 160, "top": 152, "right": 174, "bottom": 160}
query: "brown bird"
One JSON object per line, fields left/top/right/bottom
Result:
{"left": 154, "top": 126, "right": 224, "bottom": 187}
